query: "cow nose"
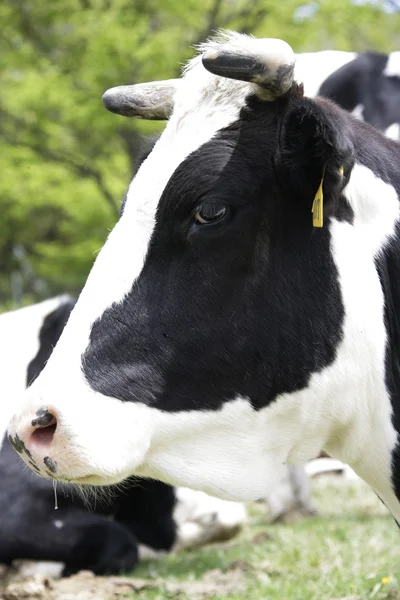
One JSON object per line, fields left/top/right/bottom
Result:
{"left": 8, "top": 406, "right": 59, "bottom": 468}
{"left": 30, "top": 408, "right": 58, "bottom": 452}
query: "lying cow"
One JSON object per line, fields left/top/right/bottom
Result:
{"left": 0, "top": 298, "right": 245, "bottom": 575}
{"left": 9, "top": 31, "right": 400, "bottom": 531}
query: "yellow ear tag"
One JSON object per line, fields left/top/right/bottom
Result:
{"left": 311, "top": 167, "right": 344, "bottom": 228}
{"left": 312, "top": 172, "right": 324, "bottom": 228}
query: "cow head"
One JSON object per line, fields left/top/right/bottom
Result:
{"left": 8, "top": 32, "right": 399, "bottom": 505}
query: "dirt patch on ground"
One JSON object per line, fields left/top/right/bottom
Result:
{"left": 0, "top": 564, "right": 246, "bottom": 600}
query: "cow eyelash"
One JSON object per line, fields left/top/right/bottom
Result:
{"left": 194, "top": 202, "right": 227, "bottom": 225}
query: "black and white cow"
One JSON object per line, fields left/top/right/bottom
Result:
{"left": 315, "top": 51, "right": 400, "bottom": 139}
{"left": 9, "top": 32, "right": 400, "bottom": 528}
{"left": 294, "top": 50, "right": 400, "bottom": 139}
{"left": 294, "top": 49, "right": 355, "bottom": 98}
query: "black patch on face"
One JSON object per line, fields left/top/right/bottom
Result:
{"left": 8, "top": 433, "right": 33, "bottom": 460}
{"left": 28, "top": 460, "right": 41, "bottom": 473}
{"left": 27, "top": 299, "right": 76, "bottom": 388}
{"left": 82, "top": 92, "right": 349, "bottom": 412}
{"left": 44, "top": 456, "right": 58, "bottom": 474}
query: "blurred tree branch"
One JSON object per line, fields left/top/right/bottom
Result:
{"left": 0, "top": 108, "right": 118, "bottom": 215}
{"left": 234, "top": 8, "right": 271, "bottom": 34}
{"left": 205, "top": 0, "right": 224, "bottom": 36}
{"left": 13, "top": 0, "right": 52, "bottom": 54}
{"left": 1, "top": 0, "right": 399, "bottom": 302}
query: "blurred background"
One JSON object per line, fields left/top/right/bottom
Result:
{"left": 1, "top": 0, "right": 400, "bottom": 309}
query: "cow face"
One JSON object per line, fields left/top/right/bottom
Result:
{"left": 8, "top": 32, "right": 400, "bottom": 506}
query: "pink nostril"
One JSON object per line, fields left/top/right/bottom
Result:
{"left": 29, "top": 409, "right": 57, "bottom": 451}
{"left": 31, "top": 422, "right": 57, "bottom": 447}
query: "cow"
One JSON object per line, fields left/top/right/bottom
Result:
{"left": 316, "top": 51, "right": 400, "bottom": 139}
{"left": 294, "top": 50, "right": 355, "bottom": 98}
{"left": 8, "top": 31, "right": 400, "bottom": 529}
{"left": 0, "top": 298, "right": 246, "bottom": 575}
{"left": 293, "top": 50, "right": 400, "bottom": 139}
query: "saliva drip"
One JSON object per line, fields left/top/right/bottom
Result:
{"left": 53, "top": 479, "right": 58, "bottom": 510}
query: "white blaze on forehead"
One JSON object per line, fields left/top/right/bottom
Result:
{"left": 33, "top": 34, "right": 258, "bottom": 382}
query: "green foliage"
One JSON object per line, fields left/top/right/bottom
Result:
{"left": 1, "top": 0, "right": 399, "bottom": 304}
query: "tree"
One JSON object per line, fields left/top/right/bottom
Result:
{"left": 0, "top": 0, "right": 399, "bottom": 304}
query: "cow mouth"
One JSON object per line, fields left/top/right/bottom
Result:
{"left": 54, "top": 471, "right": 133, "bottom": 487}
{"left": 70, "top": 475, "right": 104, "bottom": 485}
{"left": 56, "top": 474, "right": 111, "bottom": 485}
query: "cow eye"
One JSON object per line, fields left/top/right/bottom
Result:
{"left": 194, "top": 203, "right": 227, "bottom": 225}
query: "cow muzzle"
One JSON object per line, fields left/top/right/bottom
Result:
{"left": 8, "top": 405, "right": 75, "bottom": 480}
{"left": 7, "top": 393, "right": 154, "bottom": 485}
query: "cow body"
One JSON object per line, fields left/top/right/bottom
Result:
{"left": 295, "top": 50, "right": 355, "bottom": 98}
{"left": 317, "top": 51, "right": 400, "bottom": 138}
{"left": 293, "top": 50, "right": 400, "bottom": 138}
{"left": 8, "top": 32, "right": 400, "bottom": 528}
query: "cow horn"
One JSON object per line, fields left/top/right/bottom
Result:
{"left": 102, "top": 79, "right": 180, "bottom": 120}
{"left": 202, "top": 38, "right": 295, "bottom": 101}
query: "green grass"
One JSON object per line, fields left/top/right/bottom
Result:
{"left": 132, "top": 476, "right": 400, "bottom": 599}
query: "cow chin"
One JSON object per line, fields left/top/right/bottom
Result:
{"left": 130, "top": 397, "right": 291, "bottom": 502}
{"left": 139, "top": 446, "right": 287, "bottom": 503}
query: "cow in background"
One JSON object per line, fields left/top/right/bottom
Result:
{"left": 295, "top": 50, "right": 400, "bottom": 139}
{"left": 318, "top": 52, "right": 400, "bottom": 139}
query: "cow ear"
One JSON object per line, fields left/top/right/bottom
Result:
{"left": 278, "top": 98, "right": 354, "bottom": 226}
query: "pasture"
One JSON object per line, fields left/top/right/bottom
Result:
{"left": 134, "top": 475, "right": 398, "bottom": 600}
